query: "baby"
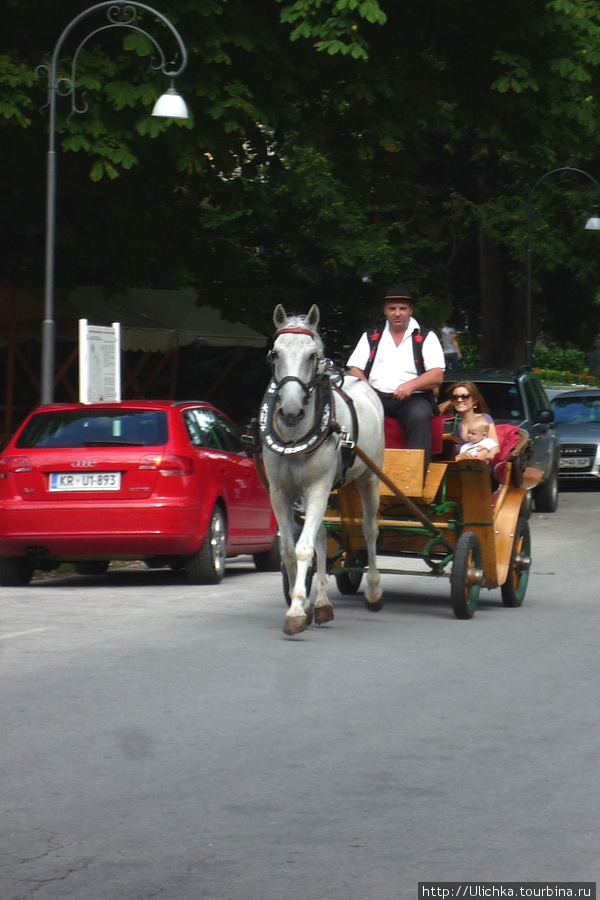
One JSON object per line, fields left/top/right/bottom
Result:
{"left": 456, "top": 414, "right": 499, "bottom": 461}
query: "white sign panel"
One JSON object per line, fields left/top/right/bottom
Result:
{"left": 79, "top": 319, "right": 121, "bottom": 403}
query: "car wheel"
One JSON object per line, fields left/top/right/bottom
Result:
{"left": 520, "top": 490, "right": 533, "bottom": 520}
{"left": 533, "top": 463, "right": 559, "bottom": 513}
{"left": 501, "top": 517, "right": 531, "bottom": 608}
{"left": 73, "top": 561, "right": 109, "bottom": 576}
{"left": 450, "top": 532, "right": 483, "bottom": 620}
{"left": 0, "top": 557, "right": 34, "bottom": 587}
{"left": 185, "top": 505, "right": 227, "bottom": 585}
{"left": 253, "top": 534, "right": 281, "bottom": 572}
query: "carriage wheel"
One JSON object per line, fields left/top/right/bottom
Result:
{"left": 501, "top": 517, "right": 531, "bottom": 608}
{"left": 450, "top": 532, "right": 483, "bottom": 620}
{"left": 335, "top": 549, "right": 367, "bottom": 595}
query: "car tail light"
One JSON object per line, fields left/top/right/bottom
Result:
{"left": 0, "top": 456, "right": 33, "bottom": 476}
{"left": 138, "top": 454, "right": 193, "bottom": 475}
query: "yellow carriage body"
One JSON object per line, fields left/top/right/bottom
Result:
{"left": 325, "top": 434, "right": 541, "bottom": 593}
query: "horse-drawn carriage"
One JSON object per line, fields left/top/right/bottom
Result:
{"left": 322, "top": 422, "right": 538, "bottom": 620}
{"left": 253, "top": 305, "right": 542, "bottom": 634}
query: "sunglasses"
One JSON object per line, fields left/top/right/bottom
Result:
{"left": 452, "top": 393, "right": 471, "bottom": 401}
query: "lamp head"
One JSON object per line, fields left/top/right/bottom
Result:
{"left": 585, "top": 214, "right": 600, "bottom": 231}
{"left": 152, "top": 82, "right": 189, "bottom": 119}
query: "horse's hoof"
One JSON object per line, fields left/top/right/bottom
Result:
{"left": 314, "top": 604, "right": 334, "bottom": 626}
{"left": 305, "top": 607, "right": 314, "bottom": 627}
{"left": 283, "top": 615, "right": 308, "bottom": 635}
{"left": 365, "top": 597, "right": 384, "bottom": 613}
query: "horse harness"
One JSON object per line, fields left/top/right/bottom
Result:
{"left": 257, "top": 326, "right": 359, "bottom": 486}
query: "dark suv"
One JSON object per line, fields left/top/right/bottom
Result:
{"left": 442, "top": 366, "right": 561, "bottom": 512}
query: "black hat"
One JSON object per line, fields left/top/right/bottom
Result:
{"left": 382, "top": 282, "right": 413, "bottom": 303}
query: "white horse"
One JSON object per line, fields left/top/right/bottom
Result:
{"left": 260, "top": 304, "right": 385, "bottom": 635}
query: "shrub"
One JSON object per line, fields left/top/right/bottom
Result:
{"left": 457, "top": 334, "right": 481, "bottom": 368}
{"left": 533, "top": 345, "right": 587, "bottom": 373}
{"left": 532, "top": 343, "right": 599, "bottom": 387}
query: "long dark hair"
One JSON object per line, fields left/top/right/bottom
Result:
{"left": 445, "top": 381, "right": 491, "bottom": 415}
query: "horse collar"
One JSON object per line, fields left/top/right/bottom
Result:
{"left": 259, "top": 374, "right": 333, "bottom": 456}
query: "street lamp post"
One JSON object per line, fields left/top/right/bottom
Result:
{"left": 39, "top": 1, "right": 189, "bottom": 405}
{"left": 525, "top": 166, "right": 600, "bottom": 368}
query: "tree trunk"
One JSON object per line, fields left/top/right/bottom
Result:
{"left": 479, "top": 224, "right": 504, "bottom": 366}
{"left": 479, "top": 224, "right": 526, "bottom": 368}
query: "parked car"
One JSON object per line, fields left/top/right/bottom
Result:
{"left": 0, "top": 401, "right": 279, "bottom": 587}
{"left": 442, "top": 366, "right": 561, "bottom": 512}
{"left": 550, "top": 388, "right": 600, "bottom": 480}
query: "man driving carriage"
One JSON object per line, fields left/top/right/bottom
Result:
{"left": 347, "top": 283, "right": 445, "bottom": 466}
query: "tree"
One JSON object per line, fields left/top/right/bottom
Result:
{"left": 2, "top": 0, "right": 600, "bottom": 379}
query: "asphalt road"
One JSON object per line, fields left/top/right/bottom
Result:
{"left": 2, "top": 483, "right": 599, "bottom": 900}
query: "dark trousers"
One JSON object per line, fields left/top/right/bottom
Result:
{"left": 376, "top": 391, "right": 434, "bottom": 467}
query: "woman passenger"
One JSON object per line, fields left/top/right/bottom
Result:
{"left": 442, "top": 381, "right": 501, "bottom": 462}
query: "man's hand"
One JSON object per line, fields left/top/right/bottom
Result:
{"left": 393, "top": 383, "right": 414, "bottom": 401}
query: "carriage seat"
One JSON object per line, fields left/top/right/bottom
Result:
{"left": 489, "top": 424, "right": 534, "bottom": 507}
{"left": 384, "top": 414, "right": 444, "bottom": 455}
{"left": 491, "top": 424, "right": 529, "bottom": 487}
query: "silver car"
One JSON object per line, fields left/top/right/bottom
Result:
{"left": 550, "top": 389, "right": 600, "bottom": 480}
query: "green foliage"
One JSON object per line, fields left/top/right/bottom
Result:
{"left": 456, "top": 335, "right": 482, "bottom": 369}
{"left": 278, "top": 0, "right": 387, "bottom": 59}
{"left": 0, "top": 55, "right": 36, "bottom": 127}
{"left": 2, "top": 0, "right": 600, "bottom": 381}
{"left": 534, "top": 368, "right": 600, "bottom": 387}
{"left": 492, "top": 52, "right": 540, "bottom": 93}
{"left": 533, "top": 344, "right": 588, "bottom": 373}
{"left": 532, "top": 341, "right": 599, "bottom": 388}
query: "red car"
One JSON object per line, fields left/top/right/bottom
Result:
{"left": 0, "top": 401, "right": 278, "bottom": 586}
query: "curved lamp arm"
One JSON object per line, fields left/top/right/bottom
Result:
{"left": 40, "top": 2, "right": 189, "bottom": 405}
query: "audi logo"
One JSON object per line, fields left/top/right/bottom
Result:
{"left": 562, "top": 448, "right": 583, "bottom": 455}
{"left": 71, "top": 460, "right": 98, "bottom": 468}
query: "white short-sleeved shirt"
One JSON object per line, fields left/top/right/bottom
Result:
{"left": 347, "top": 318, "right": 445, "bottom": 393}
{"left": 459, "top": 436, "right": 499, "bottom": 456}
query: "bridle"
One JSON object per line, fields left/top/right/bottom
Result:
{"left": 266, "top": 326, "right": 323, "bottom": 406}
{"left": 260, "top": 326, "right": 358, "bottom": 480}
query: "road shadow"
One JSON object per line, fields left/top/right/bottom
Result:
{"left": 558, "top": 479, "right": 600, "bottom": 495}
{"left": 30, "top": 556, "right": 262, "bottom": 589}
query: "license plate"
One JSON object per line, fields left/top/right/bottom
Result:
{"left": 49, "top": 472, "right": 121, "bottom": 491}
{"left": 559, "top": 457, "right": 590, "bottom": 469}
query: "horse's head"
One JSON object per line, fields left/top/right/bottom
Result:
{"left": 269, "top": 304, "right": 324, "bottom": 428}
